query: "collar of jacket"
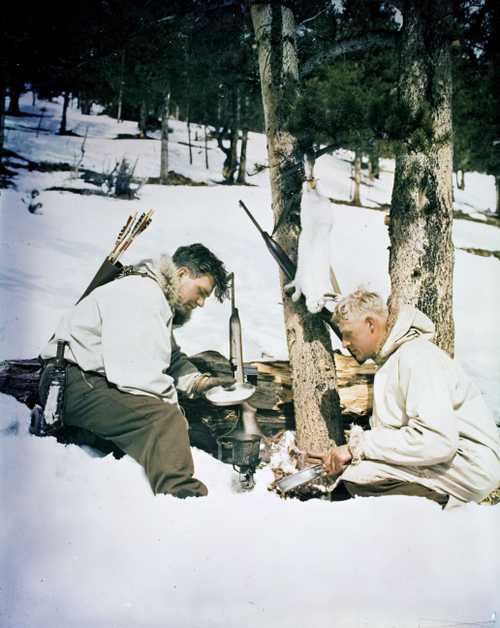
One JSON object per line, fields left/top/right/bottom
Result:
{"left": 374, "top": 304, "right": 435, "bottom": 367}
{"left": 130, "top": 255, "right": 181, "bottom": 311}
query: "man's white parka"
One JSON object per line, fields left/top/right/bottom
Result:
{"left": 343, "top": 306, "right": 500, "bottom": 504}
{"left": 41, "top": 256, "right": 203, "bottom": 405}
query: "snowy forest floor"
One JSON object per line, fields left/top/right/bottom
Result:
{"left": 1, "top": 94, "right": 500, "bottom": 628}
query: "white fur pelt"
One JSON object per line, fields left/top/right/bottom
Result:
{"left": 285, "top": 181, "right": 338, "bottom": 314}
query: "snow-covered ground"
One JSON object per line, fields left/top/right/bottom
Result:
{"left": 1, "top": 94, "right": 499, "bottom": 628}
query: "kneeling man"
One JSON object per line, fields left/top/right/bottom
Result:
{"left": 40, "top": 243, "right": 232, "bottom": 498}
{"left": 319, "top": 289, "right": 500, "bottom": 507}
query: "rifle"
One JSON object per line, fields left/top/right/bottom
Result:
{"left": 238, "top": 200, "right": 343, "bottom": 340}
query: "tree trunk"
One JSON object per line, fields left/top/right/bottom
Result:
{"left": 305, "top": 148, "right": 316, "bottom": 183}
{"left": 187, "top": 108, "right": 193, "bottom": 166}
{"left": 496, "top": 176, "right": 500, "bottom": 218}
{"left": 59, "top": 91, "right": 70, "bottom": 135}
{"left": 352, "top": 149, "right": 362, "bottom": 205}
{"left": 160, "top": 86, "right": 171, "bottom": 185}
{"left": 0, "top": 80, "right": 5, "bottom": 162}
{"left": 117, "top": 49, "right": 125, "bottom": 123}
{"left": 251, "top": 2, "right": 342, "bottom": 451}
{"left": 80, "top": 94, "right": 92, "bottom": 116}
{"left": 388, "top": 0, "right": 455, "bottom": 355}
{"left": 216, "top": 126, "right": 238, "bottom": 184}
{"left": 237, "top": 128, "right": 248, "bottom": 184}
{"left": 7, "top": 83, "right": 22, "bottom": 115}
{"left": 221, "top": 89, "right": 239, "bottom": 183}
{"left": 225, "top": 128, "right": 238, "bottom": 182}
{"left": 204, "top": 124, "right": 209, "bottom": 169}
{"left": 139, "top": 99, "right": 147, "bottom": 138}
{"left": 368, "top": 143, "right": 380, "bottom": 180}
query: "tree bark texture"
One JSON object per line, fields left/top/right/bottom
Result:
{"left": 389, "top": 0, "right": 455, "bottom": 355}
{"left": 160, "top": 87, "right": 171, "bottom": 185}
{"left": 251, "top": 2, "right": 342, "bottom": 451}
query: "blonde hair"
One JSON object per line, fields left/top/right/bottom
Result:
{"left": 333, "top": 288, "right": 388, "bottom": 324}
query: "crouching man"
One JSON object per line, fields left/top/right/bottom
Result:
{"left": 40, "top": 243, "right": 233, "bottom": 498}
{"left": 313, "top": 289, "right": 500, "bottom": 507}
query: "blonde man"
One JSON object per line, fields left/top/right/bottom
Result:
{"left": 312, "top": 289, "right": 500, "bottom": 507}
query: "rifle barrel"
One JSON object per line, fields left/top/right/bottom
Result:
{"left": 239, "top": 200, "right": 265, "bottom": 234}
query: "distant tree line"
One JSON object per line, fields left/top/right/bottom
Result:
{"left": 1, "top": 1, "right": 498, "bottom": 205}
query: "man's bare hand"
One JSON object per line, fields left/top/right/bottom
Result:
{"left": 307, "top": 445, "right": 352, "bottom": 476}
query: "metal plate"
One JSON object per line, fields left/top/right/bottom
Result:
{"left": 275, "top": 464, "right": 325, "bottom": 493}
{"left": 205, "top": 382, "right": 256, "bottom": 407}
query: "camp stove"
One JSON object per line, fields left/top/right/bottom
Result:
{"left": 205, "top": 273, "right": 262, "bottom": 489}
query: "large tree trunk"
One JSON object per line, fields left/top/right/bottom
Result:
{"left": 389, "top": 0, "right": 455, "bottom": 355}
{"left": 58, "top": 91, "right": 70, "bottom": 135}
{"left": 251, "top": 2, "right": 342, "bottom": 451}
{"left": 352, "top": 149, "right": 362, "bottom": 205}
{"left": 160, "top": 86, "right": 171, "bottom": 185}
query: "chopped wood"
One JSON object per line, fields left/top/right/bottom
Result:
{"left": 0, "top": 350, "right": 375, "bottom": 439}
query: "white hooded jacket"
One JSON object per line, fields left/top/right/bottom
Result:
{"left": 343, "top": 305, "right": 500, "bottom": 503}
{"left": 41, "top": 256, "right": 203, "bottom": 405}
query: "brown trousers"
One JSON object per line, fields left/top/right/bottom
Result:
{"left": 41, "top": 364, "right": 208, "bottom": 498}
{"left": 343, "top": 479, "right": 449, "bottom": 506}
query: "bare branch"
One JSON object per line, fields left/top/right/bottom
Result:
{"left": 302, "top": 30, "right": 399, "bottom": 77}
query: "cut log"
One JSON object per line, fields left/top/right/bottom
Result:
{"left": 187, "top": 350, "right": 375, "bottom": 436}
{"left": 0, "top": 358, "right": 42, "bottom": 408}
{"left": 0, "top": 350, "right": 375, "bottom": 438}
{"left": 332, "top": 352, "right": 376, "bottom": 418}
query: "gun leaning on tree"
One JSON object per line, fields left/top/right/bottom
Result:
{"left": 30, "top": 210, "right": 155, "bottom": 437}
{"left": 238, "top": 200, "right": 343, "bottom": 341}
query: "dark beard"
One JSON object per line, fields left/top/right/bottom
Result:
{"left": 173, "top": 305, "right": 192, "bottom": 328}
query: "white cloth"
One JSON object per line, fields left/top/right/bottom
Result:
{"left": 342, "top": 306, "right": 500, "bottom": 503}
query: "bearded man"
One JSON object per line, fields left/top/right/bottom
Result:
{"left": 311, "top": 289, "right": 500, "bottom": 508}
{"left": 40, "top": 243, "right": 233, "bottom": 498}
